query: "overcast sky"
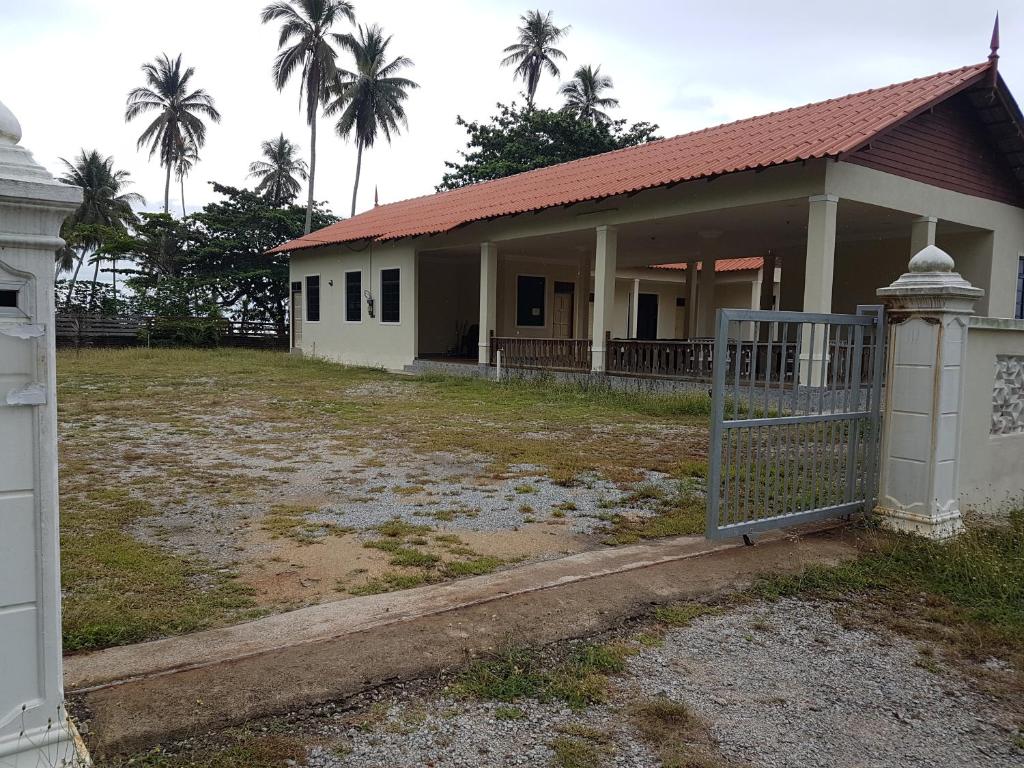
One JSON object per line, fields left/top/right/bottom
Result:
{"left": 2, "top": 1, "right": 1017, "bottom": 218}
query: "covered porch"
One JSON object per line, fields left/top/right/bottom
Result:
{"left": 414, "top": 192, "right": 992, "bottom": 381}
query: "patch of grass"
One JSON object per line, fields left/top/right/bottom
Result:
{"left": 393, "top": 484, "right": 425, "bottom": 496}
{"left": 455, "top": 641, "right": 632, "bottom": 710}
{"left": 550, "top": 508, "right": 566, "bottom": 519}
{"left": 556, "top": 501, "right": 578, "bottom": 511}
{"left": 514, "top": 484, "right": 538, "bottom": 494}
{"left": 443, "top": 556, "right": 506, "bottom": 577}
{"left": 387, "top": 547, "right": 441, "bottom": 568}
{"left": 550, "top": 736, "right": 603, "bottom": 768}
{"left": 374, "top": 518, "right": 433, "bottom": 538}
{"left": 654, "top": 602, "right": 717, "bottom": 628}
{"left": 628, "top": 697, "right": 727, "bottom": 768}
{"left": 601, "top": 485, "right": 705, "bottom": 545}
{"left": 347, "top": 572, "right": 434, "bottom": 596}
{"left": 752, "top": 514, "right": 1024, "bottom": 665}
{"left": 676, "top": 458, "right": 709, "bottom": 479}
{"left": 261, "top": 502, "right": 323, "bottom": 543}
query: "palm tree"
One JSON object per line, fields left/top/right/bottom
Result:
{"left": 248, "top": 133, "right": 309, "bottom": 206}
{"left": 500, "top": 10, "right": 569, "bottom": 108}
{"left": 560, "top": 65, "right": 619, "bottom": 125}
{"left": 174, "top": 139, "right": 199, "bottom": 217}
{"left": 260, "top": 0, "right": 355, "bottom": 232}
{"left": 125, "top": 53, "right": 221, "bottom": 214}
{"left": 326, "top": 25, "right": 417, "bottom": 217}
{"left": 56, "top": 150, "right": 143, "bottom": 309}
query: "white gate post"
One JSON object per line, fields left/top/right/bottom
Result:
{"left": 874, "top": 245, "right": 983, "bottom": 539}
{"left": 0, "top": 100, "right": 82, "bottom": 765}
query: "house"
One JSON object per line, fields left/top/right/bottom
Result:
{"left": 274, "top": 41, "right": 1024, "bottom": 378}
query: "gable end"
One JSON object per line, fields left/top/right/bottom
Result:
{"left": 846, "top": 91, "right": 1024, "bottom": 207}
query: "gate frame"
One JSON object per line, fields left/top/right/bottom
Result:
{"left": 706, "top": 304, "right": 886, "bottom": 539}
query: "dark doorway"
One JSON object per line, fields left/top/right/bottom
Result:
{"left": 637, "top": 293, "right": 659, "bottom": 340}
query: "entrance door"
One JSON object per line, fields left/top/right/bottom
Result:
{"left": 553, "top": 281, "right": 575, "bottom": 338}
{"left": 290, "top": 281, "right": 302, "bottom": 348}
{"left": 636, "top": 293, "right": 659, "bottom": 340}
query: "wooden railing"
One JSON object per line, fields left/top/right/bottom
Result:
{"left": 490, "top": 335, "right": 592, "bottom": 371}
{"left": 606, "top": 336, "right": 717, "bottom": 379}
{"left": 55, "top": 314, "right": 288, "bottom": 349}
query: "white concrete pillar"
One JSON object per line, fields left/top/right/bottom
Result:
{"left": 0, "top": 101, "right": 82, "bottom": 766}
{"left": 591, "top": 225, "right": 617, "bottom": 372}
{"left": 629, "top": 278, "right": 640, "bottom": 338}
{"left": 910, "top": 215, "right": 937, "bottom": 257}
{"left": 686, "top": 261, "right": 699, "bottom": 338}
{"left": 478, "top": 241, "right": 497, "bottom": 366}
{"left": 875, "top": 245, "right": 984, "bottom": 539}
{"left": 800, "top": 194, "right": 838, "bottom": 384}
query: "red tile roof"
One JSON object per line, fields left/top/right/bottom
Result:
{"left": 273, "top": 62, "right": 992, "bottom": 254}
{"left": 654, "top": 257, "right": 765, "bottom": 273}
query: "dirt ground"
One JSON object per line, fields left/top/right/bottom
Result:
{"left": 57, "top": 348, "right": 710, "bottom": 651}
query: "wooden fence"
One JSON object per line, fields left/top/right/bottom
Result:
{"left": 55, "top": 315, "right": 288, "bottom": 350}
{"left": 490, "top": 335, "right": 592, "bottom": 371}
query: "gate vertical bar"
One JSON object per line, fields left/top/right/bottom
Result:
{"left": 706, "top": 309, "right": 729, "bottom": 534}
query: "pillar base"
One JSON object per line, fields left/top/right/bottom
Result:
{"left": 874, "top": 505, "right": 964, "bottom": 541}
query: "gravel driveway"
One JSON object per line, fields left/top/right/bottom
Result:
{"left": 297, "top": 599, "right": 1020, "bottom": 768}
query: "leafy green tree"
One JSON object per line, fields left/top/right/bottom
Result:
{"left": 500, "top": 10, "right": 569, "bottom": 108}
{"left": 56, "top": 150, "right": 143, "bottom": 309}
{"left": 438, "top": 103, "right": 659, "bottom": 191}
{"left": 560, "top": 65, "right": 618, "bottom": 125}
{"left": 327, "top": 24, "right": 417, "bottom": 217}
{"left": 125, "top": 53, "right": 221, "bottom": 213}
{"left": 261, "top": 0, "right": 355, "bottom": 233}
{"left": 248, "top": 133, "right": 309, "bottom": 206}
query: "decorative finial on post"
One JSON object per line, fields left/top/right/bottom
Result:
{"left": 374, "top": 186, "right": 379, "bottom": 207}
{"left": 909, "top": 244, "right": 955, "bottom": 273}
{"left": 988, "top": 13, "right": 1000, "bottom": 87}
{"left": 0, "top": 100, "right": 22, "bottom": 145}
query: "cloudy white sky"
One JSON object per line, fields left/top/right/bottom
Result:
{"left": 2, "top": 0, "right": 1017, "bottom": 217}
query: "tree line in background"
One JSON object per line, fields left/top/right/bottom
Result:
{"left": 54, "top": 5, "right": 658, "bottom": 337}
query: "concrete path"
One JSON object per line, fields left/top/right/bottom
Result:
{"left": 67, "top": 528, "right": 856, "bottom": 757}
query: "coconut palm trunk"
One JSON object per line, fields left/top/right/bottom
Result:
{"left": 88, "top": 257, "right": 101, "bottom": 311}
{"left": 181, "top": 175, "right": 186, "bottom": 217}
{"left": 164, "top": 162, "right": 172, "bottom": 214}
{"left": 65, "top": 250, "right": 86, "bottom": 309}
{"left": 350, "top": 140, "right": 364, "bottom": 217}
{"left": 305, "top": 118, "right": 317, "bottom": 233}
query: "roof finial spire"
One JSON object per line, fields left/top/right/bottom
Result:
{"left": 374, "top": 185, "right": 379, "bottom": 207}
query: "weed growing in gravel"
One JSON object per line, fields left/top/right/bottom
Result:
{"left": 443, "top": 556, "right": 506, "bottom": 577}
{"left": 550, "top": 736, "right": 604, "bottom": 768}
{"left": 347, "top": 572, "right": 434, "bottom": 595}
{"left": 628, "top": 697, "right": 729, "bottom": 768}
{"left": 113, "top": 732, "right": 305, "bottom": 768}
{"left": 454, "top": 641, "right": 635, "bottom": 709}
{"left": 654, "top": 602, "right": 718, "bottom": 628}
{"left": 602, "top": 482, "right": 705, "bottom": 545}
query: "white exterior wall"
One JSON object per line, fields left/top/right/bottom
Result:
{"left": 289, "top": 242, "right": 417, "bottom": 370}
{"left": 959, "top": 317, "right": 1024, "bottom": 512}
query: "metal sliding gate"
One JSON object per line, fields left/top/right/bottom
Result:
{"left": 706, "top": 305, "right": 886, "bottom": 539}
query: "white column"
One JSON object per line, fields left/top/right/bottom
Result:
{"left": 686, "top": 261, "right": 699, "bottom": 338}
{"left": 591, "top": 225, "right": 617, "bottom": 372}
{"left": 0, "top": 101, "right": 83, "bottom": 766}
{"left": 478, "top": 241, "right": 497, "bottom": 366}
{"left": 800, "top": 194, "right": 838, "bottom": 384}
{"left": 629, "top": 278, "right": 640, "bottom": 338}
{"left": 875, "top": 245, "right": 983, "bottom": 539}
{"left": 910, "top": 215, "right": 937, "bottom": 257}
